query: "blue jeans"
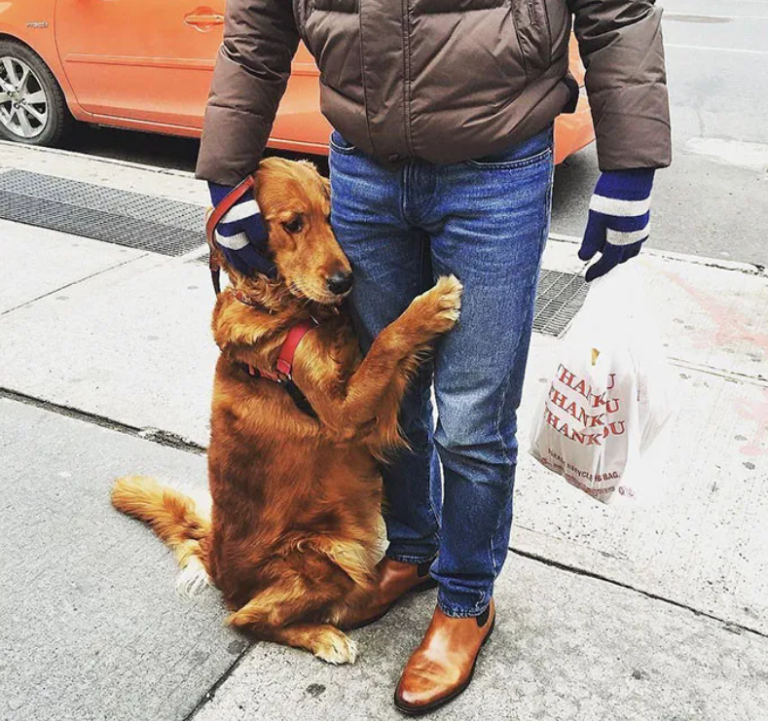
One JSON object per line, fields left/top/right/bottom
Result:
{"left": 329, "top": 126, "right": 554, "bottom": 618}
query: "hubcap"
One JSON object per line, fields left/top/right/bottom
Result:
{"left": 0, "top": 56, "right": 49, "bottom": 139}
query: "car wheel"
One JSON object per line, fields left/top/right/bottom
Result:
{"left": 0, "top": 40, "right": 72, "bottom": 146}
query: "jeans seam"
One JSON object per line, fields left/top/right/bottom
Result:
{"left": 418, "top": 238, "right": 442, "bottom": 544}
{"left": 490, "top": 371, "right": 514, "bottom": 577}
{"left": 424, "top": 429, "right": 441, "bottom": 541}
{"left": 489, "top": 144, "right": 554, "bottom": 578}
{"left": 400, "top": 164, "right": 410, "bottom": 226}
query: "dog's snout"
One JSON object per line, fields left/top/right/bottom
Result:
{"left": 327, "top": 271, "right": 354, "bottom": 296}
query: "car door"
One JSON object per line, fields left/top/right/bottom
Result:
{"left": 54, "top": 0, "right": 223, "bottom": 129}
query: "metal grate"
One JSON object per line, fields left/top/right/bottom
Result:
{"left": 533, "top": 269, "right": 589, "bottom": 337}
{"left": 0, "top": 169, "right": 205, "bottom": 256}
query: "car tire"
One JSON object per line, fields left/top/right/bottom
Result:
{"left": 0, "top": 40, "right": 72, "bottom": 147}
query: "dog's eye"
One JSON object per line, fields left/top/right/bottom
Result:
{"left": 283, "top": 216, "right": 304, "bottom": 234}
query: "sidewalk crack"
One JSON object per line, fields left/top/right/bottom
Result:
{"left": 510, "top": 546, "right": 768, "bottom": 640}
{"left": 0, "top": 388, "right": 206, "bottom": 454}
{"left": 182, "top": 642, "right": 255, "bottom": 721}
{"left": 1, "top": 253, "right": 149, "bottom": 316}
{"left": 669, "top": 357, "right": 768, "bottom": 388}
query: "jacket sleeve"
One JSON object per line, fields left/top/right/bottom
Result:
{"left": 195, "top": 0, "right": 300, "bottom": 186}
{"left": 568, "top": 0, "right": 671, "bottom": 171}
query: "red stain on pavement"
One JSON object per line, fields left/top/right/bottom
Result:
{"left": 662, "top": 270, "right": 768, "bottom": 355}
{"left": 662, "top": 270, "right": 768, "bottom": 456}
{"left": 738, "top": 388, "right": 768, "bottom": 457}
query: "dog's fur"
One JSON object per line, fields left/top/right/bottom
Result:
{"left": 112, "top": 158, "right": 461, "bottom": 664}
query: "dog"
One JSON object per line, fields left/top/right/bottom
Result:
{"left": 111, "top": 157, "right": 462, "bottom": 664}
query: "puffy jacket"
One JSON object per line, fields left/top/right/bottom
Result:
{"left": 196, "top": 0, "right": 671, "bottom": 186}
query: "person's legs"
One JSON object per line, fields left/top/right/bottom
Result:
{"left": 393, "top": 126, "right": 555, "bottom": 714}
{"left": 329, "top": 123, "right": 554, "bottom": 626}
{"left": 328, "top": 133, "right": 441, "bottom": 565}
{"left": 424, "top": 126, "right": 555, "bottom": 616}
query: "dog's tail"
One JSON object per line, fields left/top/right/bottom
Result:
{"left": 111, "top": 475, "right": 213, "bottom": 597}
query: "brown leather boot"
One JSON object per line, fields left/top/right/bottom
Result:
{"left": 394, "top": 600, "right": 496, "bottom": 715}
{"left": 343, "top": 557, "right": 437, "bottom": 630}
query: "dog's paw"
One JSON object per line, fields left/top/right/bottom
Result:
{"left": 432, "top": 274, "right": 463, "bottom": 325}
{"left": 414, "top": 275, "right": 463, "bottom": 334}
{"left": 313, "top": 628, "right": 359, "bottom": 665}
{"left": 176, "top": 557, "right": 213, "bottom": 599}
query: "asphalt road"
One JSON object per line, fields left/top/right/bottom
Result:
{"left": 58, "top": 0, "right": 767, "bottom": 268}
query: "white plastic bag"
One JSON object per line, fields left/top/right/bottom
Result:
{"left": 529, "top": 264, "right": 673, "bottom": 504}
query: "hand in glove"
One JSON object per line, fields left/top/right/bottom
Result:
{"left": 579, "top": 169, "right": 654, "bottom": 282}
{"left": 209, "top": 182, "right": 274, "bottom": 277}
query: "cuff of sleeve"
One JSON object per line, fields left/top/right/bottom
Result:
{"left": 196, "top": 105, "right": 271, "bottom": 186}
{"left": 590, "top": 84, "right": 672, "bottom": 172}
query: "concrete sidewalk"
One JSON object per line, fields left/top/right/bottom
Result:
{"left": 1, "top": 143, "right": 767, "bottom": 721}
{"left": 3, "top": 400, "right": 766, "bottom": 721}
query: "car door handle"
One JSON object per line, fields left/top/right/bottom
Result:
{"left": 185, "top": 14, "right": 224, "bottom": 24}
{"left": 184, "top": 12, "right": 224, "bottom": 30}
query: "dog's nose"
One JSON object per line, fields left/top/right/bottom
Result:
{"left": 327, "top": 271, "right": 354, "bottom": 296}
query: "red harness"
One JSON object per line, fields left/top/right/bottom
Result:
{"left": 246, "top": 318, "right": 318, "bottom": 383}
{"left": 206, "top": 179, "right": 319, "bottom": 418}
{"left": 242, "top": 318, "right": 319, "bottom": 418}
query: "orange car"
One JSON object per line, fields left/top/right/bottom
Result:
{"left": 0, "top": 1, "right": 594, "bottom": 163}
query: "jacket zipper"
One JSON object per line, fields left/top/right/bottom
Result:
{"left": 401, "top": 0, "right": 414, "bottom": 156}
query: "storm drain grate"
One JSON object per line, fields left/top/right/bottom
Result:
{"left": 533, "top": 269, "right": 589, "bottom": 337}
{"left": 0, "top": 169, "right": 205, "bottom": 256}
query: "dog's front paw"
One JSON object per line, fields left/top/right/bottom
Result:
{"left": 412, "top": 275, "right": 463, "bottom": 335}
{"left": 312, "top": 627, "right": 359, "bottom": 665}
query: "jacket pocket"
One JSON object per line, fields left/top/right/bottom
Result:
{"left": 513, "top": 0, "right": 552, "bottom": 74}
{"left": 313, "top": 0, "right": 358, "bottom": 12}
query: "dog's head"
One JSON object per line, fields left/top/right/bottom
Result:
{"left": 220, "top": 157, "right": 353, "bottom": 306}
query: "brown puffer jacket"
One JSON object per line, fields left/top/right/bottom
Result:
{"left": 196, "top": 0, "right": 671, "bottom": 186}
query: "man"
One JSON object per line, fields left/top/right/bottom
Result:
{"left": 197, "top": 0, "right": 670, "bottom": 713}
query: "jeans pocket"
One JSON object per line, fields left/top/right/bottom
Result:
{"left": 329, "top": 130, "right": 358, "bottom": 155}
{"left": 465, "top": 125, "right": 554, "bottom": 169}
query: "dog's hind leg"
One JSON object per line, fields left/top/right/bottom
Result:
{"left": 226, "top": 576, "right": 358, "bottom": 664}
{"left": 268, "top": 624, "right": 358, "bottom": 665}
{"left": 226, "top": 575, "right": 316, "bottom": 629}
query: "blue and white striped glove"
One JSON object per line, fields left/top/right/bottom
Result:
{"left": 579, "top": 169, "right": 654, "bottom": 283}
{"left": 208, "top": 182, "right": 274, "bottom": 277}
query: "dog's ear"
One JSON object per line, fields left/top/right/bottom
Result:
{"left": 320, "top": 175, "right": 331, "bottom": 200}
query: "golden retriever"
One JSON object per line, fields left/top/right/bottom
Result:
{"left": 111, "top": 157, "right": 462, "bottom": 664}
